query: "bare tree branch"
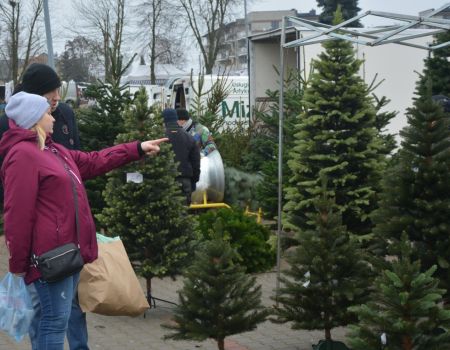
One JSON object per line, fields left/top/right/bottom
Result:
{"left": 72, "top": 0, "right": 131, "bottom": 82}
{"left": 20, "top": 0, "right": 44, "bottom": 81}
{"left": 0, "top": 0, "right": 44, "bottom": 84}
{"left": 133, "top": 0, "right": 185, "bottom": 83}
{"left": 178, "top": 0, "right": 237, "bottom": 74}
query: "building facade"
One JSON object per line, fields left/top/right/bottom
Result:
{"left": 213, "top": 9, "right": 318, "bottom": 74}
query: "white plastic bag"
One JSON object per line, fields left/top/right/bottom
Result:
{"left": 0, "top": 272, "right": 34, "bottom": 342}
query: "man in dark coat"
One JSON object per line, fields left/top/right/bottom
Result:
{"left": 0, "top": 63, "right": 87, "bottom": 350}
{"left": 163, "top": 108, "right": 201, "bottom": 205}
{"left": 0, "top": 63, "right": 80, "bottom": 149}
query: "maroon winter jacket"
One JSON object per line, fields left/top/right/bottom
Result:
{"left": 0, "top": 125, "right": 142, "bottom": 284}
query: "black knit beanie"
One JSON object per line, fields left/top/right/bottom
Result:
{"left": 176, "top": 108, "right": 191, "bottom": 121}
{"left": 19, "top": 63, "right": 61, "bottom": 96}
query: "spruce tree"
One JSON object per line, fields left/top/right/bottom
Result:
{"left": 372, "top": 91, "right": 450, "bottom": 296}
{"left": 417, "top": 31, "right": 450, "bottom": 97}
{"left": 97, "top": 88, "right": 194, "bottom": 299}
{"left": 317, "top": 0, "right": 361, "bottom": 26}
{"left": 373, "top": 95, "right": 397, "bottom": 157}
{"left": 164, "top": 235, "right": 268, "bottom": 350}
{"left": 77, "top": 80, "right": 132, "bottom": 221}
{"left": 348, "top": 235, "right": 450, "bottom": 350}
{"left": 273, "top": 179, "right": 371, "bottom": 341}
{"left": 284, "top": 9, "right": 386, "bottom": 238}
{"left": 244, "top": 70, "right": 304, "bottom": 219}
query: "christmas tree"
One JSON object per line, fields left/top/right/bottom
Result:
{"left": 373, "top": 95, "right": 397, "bottom": 157}
{"left": 372, "top": 89, "right": 450, "bottom": 296}
{"left": 164, "top": 234, "right": 268, "bottom": 350}
{"left": 284, "top": 8, "right": 387, "bottom": 238}
{"left": 77, "top": 80, "right": 132, "bottom": 221}
{"left": 417, "top": 31, "right": 450, "bottom": 97}
{"left": 273, "top": 178, "right": 371, "bottom": 341}
{"left": 244, "top": 69, "right": 305, "bottom": 219}
{"left": 97, "top": 88, "right": 195, "bottom": 299}
{"left": 317, "top": 1, "right": 361, "bottom": 27}
{"left": 197, "top": 207, "right": 275, "bottom": 273}
{"left": 348, "top": 234, "right": 450, "bottom": 350}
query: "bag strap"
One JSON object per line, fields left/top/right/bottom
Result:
{"left": 50, "top": 146, "right": 81, "bottom": 247}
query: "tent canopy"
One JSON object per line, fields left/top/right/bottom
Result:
{"left": 121, "top": 58, "right": 188, "bottom": 86}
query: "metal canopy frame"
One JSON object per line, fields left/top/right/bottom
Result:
{"left": 283, "top": 3, "right": 450, "bottom": 50}
{"left": 274, "top": 3, "right": 450, "bottom": 300}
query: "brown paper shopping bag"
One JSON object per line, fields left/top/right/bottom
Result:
{"left": 78, "top": 239, "right": 150, "bottom": 316}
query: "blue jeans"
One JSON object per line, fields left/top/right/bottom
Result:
{"left": 27, "top": 273, "right": 89, "bottom": 350}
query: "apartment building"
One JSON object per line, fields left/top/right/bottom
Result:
{"left": 213, "top": 9, "right": 318, "bottom": 74}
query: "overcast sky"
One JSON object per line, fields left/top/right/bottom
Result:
{"left": 248, "top": 0, "right": 447, "bottom": 17}
{"left": 50, "top": 0, "right": 448, "bottom": 53}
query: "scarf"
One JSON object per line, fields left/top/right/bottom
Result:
{"left": 182, "top": 118, "right": 193, "bottom": 132}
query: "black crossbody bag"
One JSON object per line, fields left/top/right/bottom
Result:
{"left": 31, "top": 147, "right": 84, "bottom": 283}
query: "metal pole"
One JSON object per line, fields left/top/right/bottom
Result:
{"left": 275, "top": 17, "right": 286, "bottom": 305}
{"left": 244, "top": 0, "right": 249, "bottom": 39}
{"left": 43, "top": 0, "right": 55, "bottom": 69}
{"left": 244, "top": 0, "right": 251, "bottom": 120}
{"left": 10, "top": 1, "right": 17, "bottom": 84}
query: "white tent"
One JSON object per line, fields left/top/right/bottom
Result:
{"left": 121, "top": 58, "right": 188, "bottom": 86}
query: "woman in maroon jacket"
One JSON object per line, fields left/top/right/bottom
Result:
{"left": 0, "top": 91, "right": 167, "bottom": 350}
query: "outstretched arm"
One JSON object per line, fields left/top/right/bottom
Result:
{"left": 71, "top": 138, "right": 169, "bottom": 180}
{"left": 140, "top": 138, "right": 169, "bottom": 156}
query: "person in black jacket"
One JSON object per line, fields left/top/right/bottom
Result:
{"left": 162, "top": 108, "right": 200, "bottom": 205}
{"left": 0, "top": 63, "right": 88, "bottom": 350}
{"left": 0, "top": 63, "right": 80, "bottom": 150}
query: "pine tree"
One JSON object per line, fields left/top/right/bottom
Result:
{"left": 284, "top": 9, "right": 386, "bottom": 238}
{"left": 373, "top": 95, "right": 397, "bottom": 156}
{"left": 348, "top": 234, "right": 450, "bottom": 350}
{"left": 417, "top": 31, "right": 450, "bottom": 97}
{"left": 197, "top": 207, "right": 275, "bottom": 273}
{"left": 273, "top": 178, "right": 371, "bottom": 341}
{"left": 317, "top": 0, "right": 361, "bottom": 27}
{"left": 97, "top": 88, "right": 194, "bottom": 299}
{"left": 244, "top": 70, "right": 305, "bottom": 219}
{"left": 372, "top": 90, "right": 450, "bottom": 296}
{"left": 77, "top": 80, "right": 132, "bottom": 221}
{"left": 164, "top": 235, "right": 268, "bottom": 350}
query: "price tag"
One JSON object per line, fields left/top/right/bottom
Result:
{"left": 126, "top": 172, "right": 143, "bottom": 184}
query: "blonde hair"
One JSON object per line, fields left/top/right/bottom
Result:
{"left": 30, "top": 124, "right": 47, "bottom": 150}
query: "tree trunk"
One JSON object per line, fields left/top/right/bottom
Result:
{"left": 150, "top": 2, "right": 157, "bottom": 85}
{"left": 150, "top": 58, "right": 155, "bottom": 85}
{"left": 402, "top": 335, "right": 413, "bottom": 350}
{"left": 103, "top": 33, "right": 110, "bottom": 81}
{"left": 146, "top": 277, "right": 153, "bottom": 308}
{"left": 217, "top": 338, "right": 224, "bottom": 350}
{"left": 325, "top": 328, "right": 331, "bottom": 340}
{"left": 11, "top": 3, "right": 19, "bottom": 85}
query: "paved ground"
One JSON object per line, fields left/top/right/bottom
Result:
{"left": 0, "top": 239, "right": 348, "bottom": 350}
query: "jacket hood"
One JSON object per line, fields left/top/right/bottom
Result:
{"left": 0, "top": 126, "right": 39, "bottom": 158}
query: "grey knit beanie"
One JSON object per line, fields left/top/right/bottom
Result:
{"left": 5, "top": 91, "right": 50, "bottom": 129}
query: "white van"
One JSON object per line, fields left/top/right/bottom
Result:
{"left": 125, "top": 84, "right": 167, "bottom": 108}
{"left": 168, "top": 75, "right": 249, "bottom": 125}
